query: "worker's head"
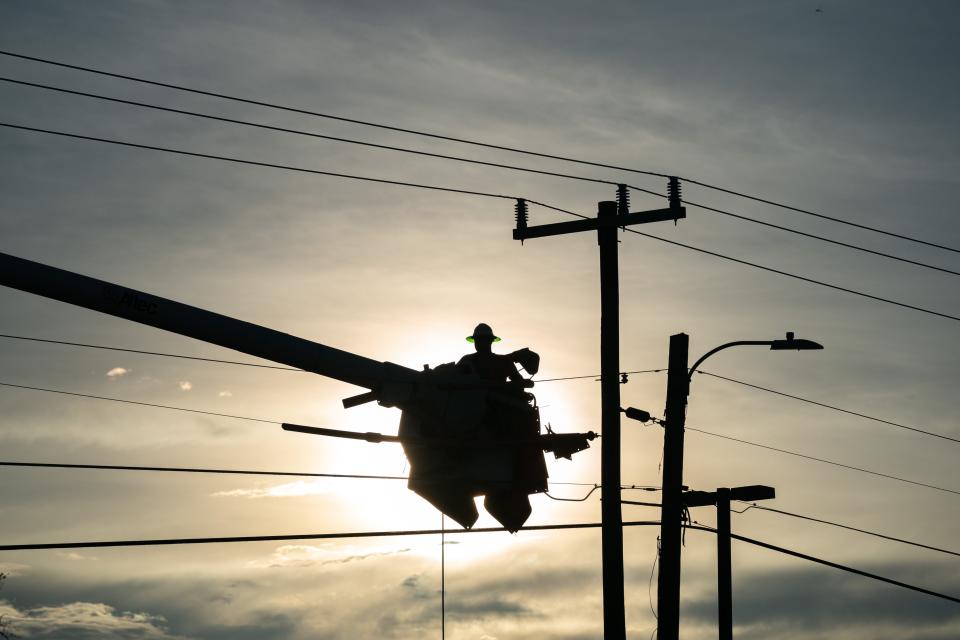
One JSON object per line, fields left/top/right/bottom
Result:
{"left": 466, "top": 323, "right": 500, "bottom": 353}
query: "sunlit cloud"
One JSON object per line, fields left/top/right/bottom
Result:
{"left": 105, "top": 367, "right": 129, "bottom": 378}
{"left": 177, "top": 381, "right": 193, "bottom": 391}
{"left": 211, "top": 480, "right": 329, "bottom": 498}
{"left": 218, "top": 390, "right": 233, "bottom": 397}
{"left": 0, "top": 601, "right": 184, "bottom": 640}
{"left": 249, "top": 543, "right": 413, "bottom": 569}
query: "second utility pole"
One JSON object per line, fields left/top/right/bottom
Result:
{"left": 514, "top": 183, "right": 685, "bottom": 638}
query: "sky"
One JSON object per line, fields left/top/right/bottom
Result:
{"left": 0, "top": 0, "right": 958, "bottom": 638}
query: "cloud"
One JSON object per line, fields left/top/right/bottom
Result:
{"left": 177, "top": 381, "right": 193, "bottom": 391}
{"left": 0, "top": 601, "right": 187, "bottom": 640}
{"left": 105, "top": 367, "right": 129, "bottom": 378}
{"left": 211, "top": 480, "right": 330, "bottom": 499}
{"left": 217, "top": 390, "right": 233, "bottom": 397}
{"left": 254, "top": 544, "right": 412, "bottom": 569}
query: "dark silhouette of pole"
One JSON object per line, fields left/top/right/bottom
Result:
{"left": 716, "top": 487, "right": 732, "bottom": 640}
{"left": 657, "top": 333, "right": 689, "bottom": 640}
{"left": 683, "top": 484, "right": 775, "bottom": 640}
{"left": 597, "top": 201, "right": 625, "bottom": 639}
{"left": 514, "top": 186, "right": 685, "bottom": 639}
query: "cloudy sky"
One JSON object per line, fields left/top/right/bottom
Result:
{"left": 1, "top": 1, "right": 958, "bottom": 638}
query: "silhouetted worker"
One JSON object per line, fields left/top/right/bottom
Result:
{"left": 458, "top": 323, "right": 538, "bottom": 383}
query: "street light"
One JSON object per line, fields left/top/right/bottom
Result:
{"left": 688, "top": 332, "right": 824, "bottom": 379}
{"left": 656, "top": 331, "right": 822, "bottom": 640}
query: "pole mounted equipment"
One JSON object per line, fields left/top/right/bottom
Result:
{"left": 512, "top": 178, "right": 687, "bottom": 640}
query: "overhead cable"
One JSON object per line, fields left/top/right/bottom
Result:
{"left": 2, "top": 333, "right": 949, "bottom": 446}
{"left": 626, "top": 184, "right": 960, "bottom": 278}
{"left": 686, "top": 525, "right": 960, "bottom": 605}
{"left": 0, "top": 460, "right": 596, "bottom": 487}
{"left": 738, "top": 502, "right": 960, "bottom": 559}
{"left": 4, "top": 77, "right": 953, "bottom": 277}
{"left": 0, "top": 122, "right": 517, "bottom": 202}
{"left": 0, "top": 380, "right": 280, "bottom": 424}
{"left": 4, "top": 379, "right": 955, "bottom": 497}
{"left": 0, "top": 460, "right": 404, "bottom": 480}
{"left": 685, "top": 425, "right": 960, "bottom": 497}
{"left": 1, "top": 48, "right": 955, "bottom": 254}
{"left": 4, "top": 121, "right": 958, "bottom": 325}
{"left": 0, "top": 333, "right": 301, "bottom": 370}
{"left": 0, "top": 520, "right": 661, "bottom": 551}
{"left": 1, "top": 517, "right": 954, "bottom": 605}
{"left": 697, "top": 370, "right": 960, "bottom": 445}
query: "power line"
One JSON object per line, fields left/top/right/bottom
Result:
{"left": 620, "top": 226, "right": 960, "bottom": 324}
{"left": 737, "top": 502, "right": 960, "bottom": 559}
{"left": 0, "top": 460, "right": 598, "bottom": 488}
{"left": 0, "top": 520, "right": 661, "bottom": 551}
{"left": 3, "top": 332, "right": 949, "bottom": 447}
{"left": 697, "top": 370, "right": 960, "bottom": 445}
{"left": 6, "top": 76, "right": 954, "bottom": 280}
{"left": 6, "top": 121, "right": 959, "bottom": 326}
{"left": 0, "top": 380, "right": 280, "bottom": 424}
{"left": 0, "top": 333, "right": 302, "bottom": 370}
{"left": 0, "top": 76, "right": 619, "bottom": 189}
{"left": 0, "top": 122, "right": 518, "bottom": 203}
{"left": 685, "top": 425, "right": 960, "bottom": 496}
{"left": 0, "top": 460, "right": 404, "bottom": 480}
{"left": 2, "top": 48, "right": 955, "bottom": 255}
{"left": 686, "top": 525, "right": 960, "bottom": 605}
{"left": 625, "top": 496, "right": 960, "bottom": 559}
{"left": 626, "top": 185, "right": 960, "bottom": 278}
{"left": 1, "top": 516, "right": 955, "bottom": 606}
{"left": 5, "top": 379, "right": 956, "bottom": 498}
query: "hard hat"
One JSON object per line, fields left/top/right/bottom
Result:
{"left": 466, "top": 323, "right": 501, "bottom": 343}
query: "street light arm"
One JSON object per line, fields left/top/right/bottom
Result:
{"left": 687, "top": 341, "right": 772, "bottom": 380}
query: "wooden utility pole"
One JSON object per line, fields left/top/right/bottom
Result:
{"left": 514, "top": 186, "right": 684, "bottom": 638}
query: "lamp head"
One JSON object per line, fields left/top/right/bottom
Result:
{"left": 769, "top": 331, "right": 824, "bottom": 351}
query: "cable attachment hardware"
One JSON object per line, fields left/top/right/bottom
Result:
{"left": 667, "top": 177, "right": 682, "bottom": 210}
{"left": 515, "top": 198, "right": 529, "bottom": 244}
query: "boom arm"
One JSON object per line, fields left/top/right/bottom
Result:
{"left": 0, "top": 251, "right": 417, "bottom": 396}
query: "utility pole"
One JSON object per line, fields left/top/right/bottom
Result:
{"left": 657, "top": 333, "right": 689, "bottom": 640}
{"left": 514, "top": 184, "right": 685, "bottom": 639}
{"left": 683, "top": 484, "right": 775, "bottom": 640}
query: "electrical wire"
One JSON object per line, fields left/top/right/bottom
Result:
{"left": 5, "top": 380, "right": 955, "bottom": 496}
{"left": 2, "top": 48, "right": 955, "bottom": 254}
{"left": 0, "top": 76, "right": 622, "bottom": 188}
{"left": 696, "top": 370, "right": 960, "bottom": 445}
{"left": 545, "top": 484, "right": 600, "bottom": 502}
{"left": 0, "top": 520, "right": 662, "bottom": 551}
{"left": 7, "top": 77, "right": 952, "bottom": 280}
{"left": 626, "top": 185, "right": 960, "bottom": 278}
{"left": 0, "top": 333, "right": 952, "bottom": 448}
{"left": 686, "top": 524, "right": 960, "bottom": 605}
{"left": 0, "top": 380, "right": 280, "bottom": 424}
{"left": 0, "top": 122, "right": 518, "bottom": 202}
{"left": 736, "top": 502, "right": 960, "bottom": 559}
{"left": 0, "top": 460, "right": 406, "bottom": 480}
{"left": 5, "top": 121, "right": 959, "bottom": 325}
{"left": 685, "top": 425, "right": 960, "bottom": 496}
{"left": 0, "top": 515, "right": 955, "bottom": 605}
{"left": 0, "top": 333, "right": 302, "bottom": 370}
{"left": 620, "top": 226, "right": 960, "bottom": 324}
{"left": 625, "top": 495, "right": 960, "bottom": 559}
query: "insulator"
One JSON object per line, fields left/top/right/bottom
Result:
{"left": 616, "top": 184, "right": 630, "bottom": 214}
{"left": 514, "top": 198, "right": 528, "bottom": 229}
{"left": 667, "top": 177, "right": 682, "bottom": 209}
{"left": 620, "top": 372, "right": 629, "bottom": 384}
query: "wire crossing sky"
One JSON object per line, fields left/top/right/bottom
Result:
{"left": 1, "top": 3, "right": 959, "bottom": 639}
